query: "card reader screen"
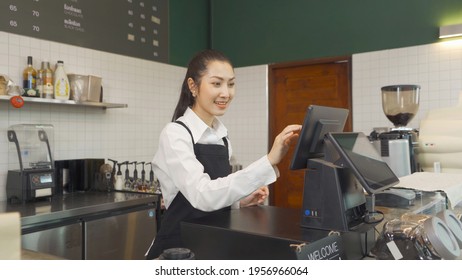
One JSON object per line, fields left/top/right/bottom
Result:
{"left": 40, "top": 174, "right": 52, "bottom": 183}
{"left": 327, "top": 132, "right": 399, "bottom": 194}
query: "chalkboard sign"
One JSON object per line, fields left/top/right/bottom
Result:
{"left": 295, "top": 234, "right": 345, "bottom": 260}
{"left": 0, "top": 0, "right": 169, "bottom": 63}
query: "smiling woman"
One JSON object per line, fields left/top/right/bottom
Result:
{"left": 146, "top": 49, "right": 301, "bottom": 259}
{"left": 187, "top": 60, "right": 235, "bottom": 126}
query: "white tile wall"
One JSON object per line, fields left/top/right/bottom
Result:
{"left": 352, "top": 40, "right": 462, "bottom": 134}
{"left": 0, "top": 32, "right": 185, "bottom": 201}
{"left": 4, "top": 31, "right": 459, "bottom": 202}
{"left": 0, "top": 32, "right": 268, "bottom": 201}
{"left": 221, "top": 65, "right": 269, "bottom": 166}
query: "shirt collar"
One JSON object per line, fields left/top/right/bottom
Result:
{"left": 180, "top": 108, "right": 228, "bottom": 143}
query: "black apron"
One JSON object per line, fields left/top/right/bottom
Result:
{"left": 146, "top": 121, "right": 232, "bottom": 259}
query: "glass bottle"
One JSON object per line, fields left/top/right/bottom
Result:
{"left": 36, "top": 65, "right": 43, "bottom": 97}
{"left": 22, "top": 56, "right": 38, "bottom": 97}
{"left": 39, "top": 61, "right": 54, "bottom": 99}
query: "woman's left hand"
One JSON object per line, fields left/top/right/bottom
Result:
{"left": 239, "top": 186, "right": 269, "bottom": 208}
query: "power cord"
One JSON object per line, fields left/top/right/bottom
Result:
{"left": 360, "top": 211, "right": 385, "bottom": 259}
{"left": 360, "top": 224, "right": 382, "bottom": 259}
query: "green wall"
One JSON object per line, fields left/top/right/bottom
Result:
{"left": 206, "top": 0, "right": 462, "bottom": 67}
{"left": 169, "top": 0, "right": 211, "bottom": 66}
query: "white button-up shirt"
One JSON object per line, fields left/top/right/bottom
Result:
{"left": 152, "top": 108, "right": 278, "bottom": 211}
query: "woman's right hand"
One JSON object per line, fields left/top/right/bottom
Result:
{"left": 267, "top": 124, "right": 302, "bottom": 166}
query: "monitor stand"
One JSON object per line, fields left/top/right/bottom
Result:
{"left": 300, "top": 158, "right": 367, "bottom": 232}
{"left": 364, "top": 194, "right": 384, "bottom": 224}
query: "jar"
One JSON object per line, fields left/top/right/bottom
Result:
{"left": 410, "top": 216, "right": 460, "bottom": 260}
{"left": 372, "top": 213, "right": 460, "bottom": 260}
{"left": 0, "top": 75, "right": 8, "bottom": 95}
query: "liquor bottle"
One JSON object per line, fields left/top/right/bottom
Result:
{"left": 22, "top": 56, "right": 38, "bottom": 97}
{"left": 53, "top": 60, "right": 70, "bottom": 100}
{"left": 36, "top": 64, "right": 43, "bottom": 97}
{"left": 39, "top": 61, "right": 54, "bottom": 99}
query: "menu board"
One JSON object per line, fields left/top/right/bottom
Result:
{"left": 0, "top": 0, "right": 169, "bottom": 63}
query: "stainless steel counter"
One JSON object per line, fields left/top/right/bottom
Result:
{"left": 0, "top": 191, "right": 160, "bottom": 259}
{"left": 0, "top": 191, "right": 159, "bottom": 233}
{"left": 21, "top": 249, "right": 64, "bottom": 260}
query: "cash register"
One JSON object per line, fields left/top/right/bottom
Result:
{"left": 290, "top": 105, "right": 400, "bottom": 231}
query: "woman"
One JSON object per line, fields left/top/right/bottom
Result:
{"left": 146, "top": 49, "right": 301, "bottom": 259}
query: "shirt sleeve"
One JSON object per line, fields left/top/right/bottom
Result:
{"left": 153, "top": 123, "right": 277, "bottom": 212}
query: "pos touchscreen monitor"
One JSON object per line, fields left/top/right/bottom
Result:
{"left": 290, "top": 105, "right": 349, "bottom": 170}
{"left": 326, "top": 132, "right": 400, "bottom": 194}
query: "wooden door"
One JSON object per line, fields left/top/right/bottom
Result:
{"left": 268, "top": 56, "right": 352, "bottom": 209}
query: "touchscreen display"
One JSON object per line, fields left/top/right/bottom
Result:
{"left": 289, "top": 105, "right": 348, "bottom": 170}
{"left": 327, "top": 132, "right": 399, "bottom": 194}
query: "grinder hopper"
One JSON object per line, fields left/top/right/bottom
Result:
{"left": 381, "top": 85, "right": 420, "bottom": 128}
{"left": 376, "top": 85, "right": 421, "bottom": 177}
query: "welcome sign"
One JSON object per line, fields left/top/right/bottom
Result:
{"left": 295, "top": 234, "right": 345, "bottom": 260}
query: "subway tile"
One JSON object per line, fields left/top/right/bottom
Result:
{"left": 2, "top": 31, "right": 462, "bottom": 200}
{"left": 353, "top": 42, "right": 462, "bottom": 135}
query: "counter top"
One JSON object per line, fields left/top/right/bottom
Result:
{"left": 181, "top": 205, "right": 376, "bottom": 260}
{"left": 181, "top": 191, "right": 459, "bottom": 260}
{"left": 184, "top": 205, "right": 330, "bottom": 242}
{"left": 0, "top": 191, "right": 159, "bottom": 233}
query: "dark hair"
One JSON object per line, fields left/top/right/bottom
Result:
{"left": 171, "top": 49, "right": 233, "bottom": 121}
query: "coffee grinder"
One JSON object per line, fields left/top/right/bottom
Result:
{"left": 370, "top": 85, "right": 420, "bottom": 177}
{"left": 6, "top": 124, "right": 55, "bottom": 203}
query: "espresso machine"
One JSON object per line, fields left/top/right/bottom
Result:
{"left": 370, "top": 85, "right": 420, "bottom": 177}
{"left": 6, "top": 124, "right": 55, "bottom": 203}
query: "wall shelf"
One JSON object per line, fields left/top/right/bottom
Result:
{"left": 0, "top": 95, "right": 127, "bottom": 109}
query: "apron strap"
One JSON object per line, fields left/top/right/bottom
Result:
{"left": 175, "top": 120, "right": 229, "bottom": 149}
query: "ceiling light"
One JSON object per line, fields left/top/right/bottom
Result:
{"left": 439, "top": 23, "right": 462, "bottom": 39}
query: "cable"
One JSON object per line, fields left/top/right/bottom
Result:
{"left": 360, "top": 227, "right": 379, "bottom": 259}
{"left": 360, "top": 221, "right": 383, "bottom": 259}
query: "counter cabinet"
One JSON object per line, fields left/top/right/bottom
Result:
{"left": 0, "top": 191, "right": 160, "bottom": 260}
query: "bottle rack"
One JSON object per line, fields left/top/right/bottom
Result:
{"left": 0, "top": 95, "right": 127, "bottom": 109}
